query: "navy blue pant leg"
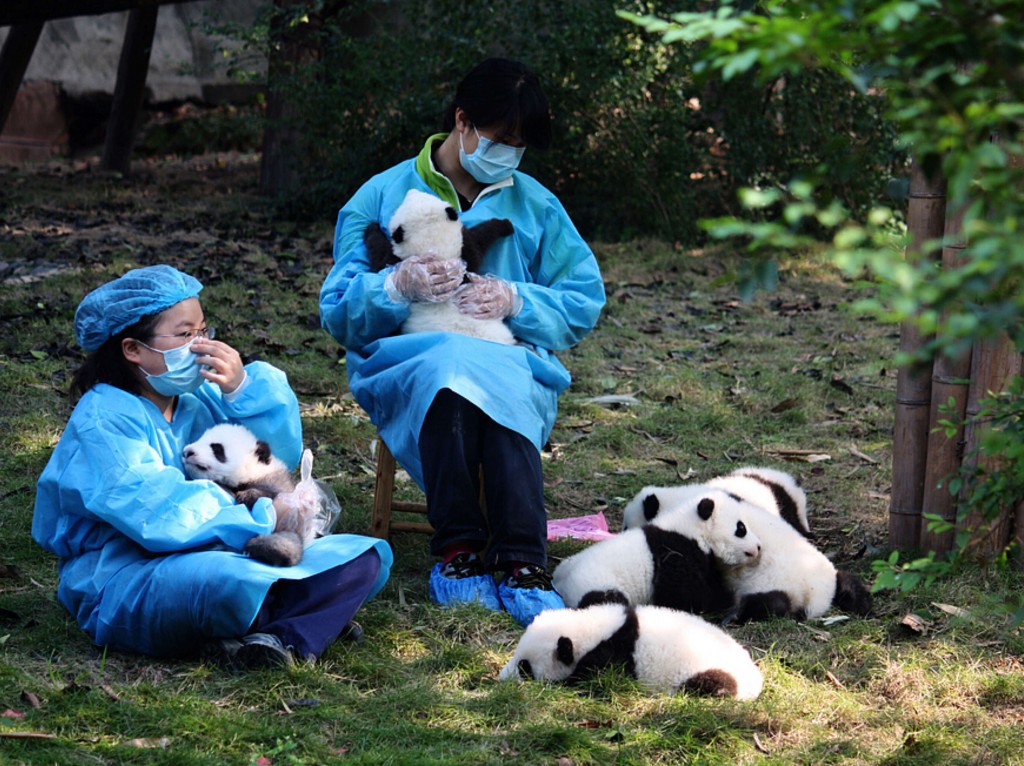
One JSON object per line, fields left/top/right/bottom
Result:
{"left": 251, "top": 549, "right": 381, "bottom": 660}
{"left": 418, "top": 388, "right": 547, "bottom": 571}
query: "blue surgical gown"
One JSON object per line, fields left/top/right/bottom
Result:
{"left": 319, "top": 136, "right": 606, "bottom": 487}
{"left": 32, "top": 362, "right": 393, "bottom": 658}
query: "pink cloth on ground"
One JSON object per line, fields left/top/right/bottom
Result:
{"left": 546, "top": 513, "right": 616, "bottom": 542}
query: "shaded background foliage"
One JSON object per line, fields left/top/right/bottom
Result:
{"left": 244, "top": 0, "right": 902, "bottom": 242}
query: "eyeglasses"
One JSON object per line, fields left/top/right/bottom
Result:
{"left": 149, "top": 326, "right": 216, "bottom": 343}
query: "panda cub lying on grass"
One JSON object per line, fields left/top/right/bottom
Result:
{"left": 552, "top": 491, "right": 763, "bottom": 615}
{"left": 618, "top": 466, "right": 872, "bottom": 622}
{"left": 183, "top": 423, "right": 310, "bottom": 567}
{"left": 499, "top": 602, "right": 763, "bottom": 700}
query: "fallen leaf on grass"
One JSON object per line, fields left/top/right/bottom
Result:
{"left": 20, "top": 691, "right": 41, "bottom": 709}
{"left": 0, "top": 730, "right": 56, "bottom": 739}
{"left": 580, "top": 394, "right": 641, "bottom": 408}
{"left": 932, "top": 602, "right": 969, "bottom": 618}
{"left": 124, "top": 737, "right": 171, "bottom": 748}
{"left": 899, "top": 613, "right": 932, "bottom": 635}
{"left": 849, "top": 446, "right": 879, "bottom": 464}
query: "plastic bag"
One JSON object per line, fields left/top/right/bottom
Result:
{"left": 273, "top": 450, "right": 341, "bottom": 544}
{"left": 546, "top": 512, "right": 616, "bottom": 542}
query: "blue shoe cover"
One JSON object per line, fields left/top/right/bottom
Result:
{"left": 429, "top": 563, "right": 502, "bottom": 611}
{"left": 498, "top": 582, "right": 565, "bottom": 626}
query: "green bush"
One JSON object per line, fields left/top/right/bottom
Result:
{"left": 242, "top": 0, "right": 900, "bottom": 242}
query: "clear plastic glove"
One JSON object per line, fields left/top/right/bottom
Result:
{"left": 453, "top": 273, "right": 521, "bottom": 320}
{"left": 386, "top": 252, "right": 466, "bottom": 303}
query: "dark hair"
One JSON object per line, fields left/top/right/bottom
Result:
{"left": 70, "top": 312, "right": 163, "bottom": 403}
{"left": 443, "top": 58, "right": 552, "bottom": 151}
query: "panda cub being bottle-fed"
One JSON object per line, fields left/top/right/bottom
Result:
{"left": 183, "top": 423, "right": 337, "bottom": 567}
{"left": 499, "top": 602, "right": 763, "bottom": 700}
{"left": 363, "top": 188, "right": 517, "bottom": 344}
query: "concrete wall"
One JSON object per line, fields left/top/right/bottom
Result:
{"left": 0, "top": 0, "right": 267, "bottom": 103}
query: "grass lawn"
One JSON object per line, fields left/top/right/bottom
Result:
{"left": 1, "top": 153, "right": 1022, "bottom": 765}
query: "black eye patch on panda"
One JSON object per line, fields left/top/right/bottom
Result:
{"left": 392, "top": 225, "right": 405, "bottom": 244}
{"left": 211, "top": 443, "right": 227, "bottom": 463}
{"left": 445, "top": 206, "right": 458, "bottom": 221}
{"left": 255, "top": 441, "right": 273, "bottom": 465}
{"left": 735, "top": 521, "right": 747, "bottom": 538}
{"left": 518, "top": 659, "right": 533, "bottom": 679}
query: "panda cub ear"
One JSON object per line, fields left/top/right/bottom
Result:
{"left": 254, "top": 440, "right": 274, "bottom": 465}
{"left": 642, "top": 493, "right": 660, "bottom": 522}
{"left": 697, "top": 497, "right": 716, "bottom": 521}
{"left": 556, "top": 636, "right": 575, "bottom": 666}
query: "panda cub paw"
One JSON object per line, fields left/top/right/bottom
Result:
{"left": 244, "top": 531, "right": 304, "bottom": 567}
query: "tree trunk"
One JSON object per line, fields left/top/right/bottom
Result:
{"left": 258, "top": 0, "right": 321, "bottom": 197}
{"left": 918, "top": 203, "right": 972, "bottom": 554}
{"left": 889, "top": 157, "right": 947, "bottom": 549}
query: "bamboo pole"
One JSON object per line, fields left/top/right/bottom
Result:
{"left": 889, "top": 157, "right": 947, "bottom": 549}
{"left": 918, "top": 203, "right": 972, "bottom": 554}
{"left": 957, "top": 332, "right": 1023, "bottom": 558}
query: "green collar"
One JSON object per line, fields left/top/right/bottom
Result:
{"left": 415, "top": 134, "right": 461, "bottom": 210}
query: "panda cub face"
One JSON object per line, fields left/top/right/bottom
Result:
{"left": 654, "top": 492, "right": 763, "bottom": 567}
{"left": 182, "top": 423, "right": 279, "bottom": 488}
{"left": 499, "top": 603, "right": 630, "bottom": 683}
{"left": 388, "top": 189, "right": 464, "bottom": 263}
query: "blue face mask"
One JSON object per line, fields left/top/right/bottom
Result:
{"left": 459, "top": 127, "right": 525, "bottom": 184}
{"left": 138, "top": 337, "right": 204, "bottom": 396}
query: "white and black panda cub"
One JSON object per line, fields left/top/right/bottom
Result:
{"left": 721, "top": 505, "right": 873, "bottom": 623}
{"left": 619, "top": 468, "right": 871, "bottom": 622}
{"left": 182, "top": 423, "right": 304, "bottom": 567}
{"left": 552, "top": 491, "right": 762, "bottom": 616}
{"left": 499, "top": 602, "right": 763, "bottom": 700}
{"left": 622, "top": 465, "right": 811, "bottom": 538}
{"left": 363, "top": 188, "right": 516, "bottom": 345}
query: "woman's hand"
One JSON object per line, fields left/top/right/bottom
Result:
{"left": 192, "top": 339, "right": 246, "bottom": 394}
{"left": 453, "top": 274, "right": 520, "bottom": 319}
{"left": 387, "top": 253, "right": 466, "bottom": 303}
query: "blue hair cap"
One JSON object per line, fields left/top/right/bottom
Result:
{"left": 74, "top": 265, "right": 204, "bottom": 351}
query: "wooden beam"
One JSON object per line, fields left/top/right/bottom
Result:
{"left": 100, "top": 6, "right": 159, "bottom": 174}
{"left": 0, "top": 22, "right": 43, "bottom": 135}
{"left": 0, "top": 1, "right": 202, "bottom": 27}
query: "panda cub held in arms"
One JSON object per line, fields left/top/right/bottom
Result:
{"left": 499, "top": 602, "right": 763, "bottom": 700}
{"left": 622, "top": 465, "right": 811, "bottom": 538}
{"left": 364, "top": 188, "right": 517, "bottom": 344}
{"left": 552, "top": 491, "right": 762, "bottom": 616}
{"left": 183, "top": 423, "right": 304, "bottom": 567}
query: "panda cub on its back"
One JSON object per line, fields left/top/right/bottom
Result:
{"left": 183, "top": 423, "right": 304, "bottom": 567}
{"left": 552, "top": 491, "right": 762, "bottom": 616}
{"left": 499, "top": 602, "right": 763, "bottom": 700}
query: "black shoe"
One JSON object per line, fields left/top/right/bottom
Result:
{"left": 438, "top": 552, "right": 486, "bottom": 579}
{"left": 235, "top": 632, "right": 294, "bottom": 669}
{"left": 503, "top": 564, "right": 557, "bottom": 591}
{"left": 338, "top": 621, "right": 364, "bottom": 644}
{"left": 201, "top": 637, "right": 245, "bottom": 670}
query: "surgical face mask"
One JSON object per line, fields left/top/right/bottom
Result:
{"left": 137, "top": 337, "right": 204, "bottom": 396}
{"left": 459, "top": 127, "right": 525, "bottom": 184}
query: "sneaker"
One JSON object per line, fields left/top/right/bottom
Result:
{"left": 429, "top": 552, "right": 501, "bottom": 611}
{"left": 235, "top": 632, "right": 295, "bottom": 669}
{"left": 201, "top": 637, "right": 245, "bottom": 671}
{"left": 338, "top": 621, "right": 364, "bottom": 644}
{"left": 497, "top": 565, "right": 565, "bottom": 626}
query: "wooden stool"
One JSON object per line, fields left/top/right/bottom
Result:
{"left": 369, "top": 435, "right": 486, "bottom": 541}
{"left": 370, "top": 437, "right": 433, "bottom": 540}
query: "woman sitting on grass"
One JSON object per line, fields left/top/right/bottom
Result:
{"left": 33, "top": 265, "right": 392, "bottom": 669}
